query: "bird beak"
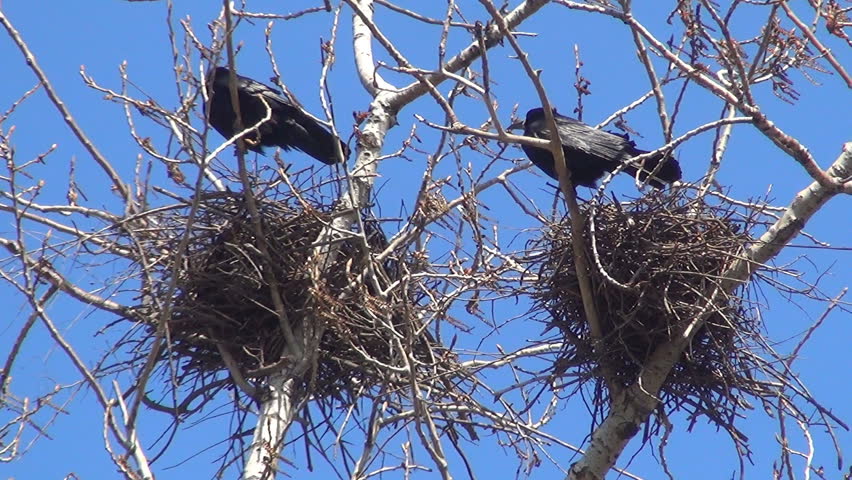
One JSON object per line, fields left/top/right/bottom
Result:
{"left": 507, "top": 119, "right": 524, "bottom": 131}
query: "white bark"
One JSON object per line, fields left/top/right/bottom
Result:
{"left": 242, "top": 373, "right": 300, "bottom": 480}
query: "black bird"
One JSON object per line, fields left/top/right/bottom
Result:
{"left": 509, "top": 107, "right": 681, "bottom": 188}
{"left": 205, "top": 67, "right": 349, "bottom": 165}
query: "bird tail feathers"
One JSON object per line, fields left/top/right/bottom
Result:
{"left": 292, "top": 120, "right": 350, "bottom": 165}
{"left": 622, "top": 152, "right": 682, "bottom": 189}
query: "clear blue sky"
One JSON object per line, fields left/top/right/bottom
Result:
{"left": 1, "top": 2, "right": 849, "bottom": 479}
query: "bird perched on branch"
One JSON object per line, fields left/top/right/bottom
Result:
{"left": 509, "top": 107, "right": 681, "bottom": 188}
{"left": 205, "top": 67, "right": 349, "bottom": 165}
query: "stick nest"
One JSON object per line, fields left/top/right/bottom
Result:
{"left": 530, "top": 190, "right": 773, "bottom": 437}
{"left": 141, "top": 191, "right": 427, "bottom": 403}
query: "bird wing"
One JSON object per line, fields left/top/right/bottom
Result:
{"left": 244, "top": 77, "right": 346, "bottom": 164}
{"left": 236, "top": 76, "right": 333, "bottom": 136}
{"left": 555, "top": 117, "right": 680, "bottom": 187}
{"left": 554, "top": 118, "right": 630, "bottom": 163}
{"left": 236, "top": 76, "right": 296, "bottom": 110}
{"left": 527, "top": 120, "right": 557, "bottom": 144}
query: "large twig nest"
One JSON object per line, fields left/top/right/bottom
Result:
{"left": 530, "top": 189, "right": 774, "bottom": 440}
{"left": 138, "top": 190, "right": 429, "bottom": 404}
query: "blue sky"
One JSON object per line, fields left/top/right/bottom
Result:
{"left": 1, "top": 1, "right": 850, "bottom": 479}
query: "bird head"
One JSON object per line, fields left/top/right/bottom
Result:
{"left": 508, "top": 107, "right": 550, "bottom": 131}
{"left": 508, "top": 116, "right": 526, "bottom": 132}
{"left": 209, "top": 67, "right": 233, "bottom": 89}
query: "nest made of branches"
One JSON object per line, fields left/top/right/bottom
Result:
{"left": 530, "top": 189, "right": 774, "bottom": 438}
{"left": 139, "top": 191, "right": 434, "bottom": 404}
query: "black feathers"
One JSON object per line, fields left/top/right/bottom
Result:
{"left": 511, "top": 108, "right": 682, "bottom": 189}
{"left": 205, "top": 67, "right": 349, "bottom": 165}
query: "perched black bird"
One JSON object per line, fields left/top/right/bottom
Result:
{"left": 509, "top": 107, "right": 681, "bottom": 188}
{"left": 205, "top": 67, "right": 349, "bottom": 165}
